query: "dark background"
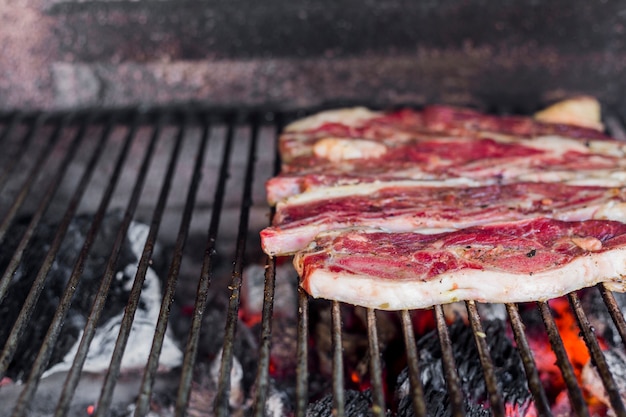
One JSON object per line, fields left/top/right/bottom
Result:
{"left": 3, "top": 0, "right": 626, "bottom": 113}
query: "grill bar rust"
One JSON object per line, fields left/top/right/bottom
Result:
{"left": 134, "top": 114, "right": 210, "bottom": 416}
{"left": 466, "top": 301, "right": 506, "bottom": 417}
{"left": 295, "top": 287, "right": 310, "bottom": 417}
{"left": 0, "top": 109, "right": 625, "bottom": 417}
{"left": 569, "top": 292, "right": 626, "bottom": 417}
{"left": 538, "top": 300, "right": 590, "bottom": 417}
{"left": 0, "top": 115, "right": 87, "bottom": 380}
{"left": 332, "top": 300, "right": 346, "bottom": 417}
{"left": 175, "top": 115, "right": 235, "bottom": 416}
{"left": 400, "top": 310, "right": 427, "bottom": 417}
{"left": 598, "top": 283, "right": 626, "bottom": 347}
{"left": 9, "top": 115, "right": 115, "bottom": 417}
{"left": 9, "top": 114, "right": 137, "bottom": 416}
{"left": 94, "top": 114, "right": 188, "bottom": 417}
{"left": 252, "top": 117, "right": 283, "bottom": 417}
{"left": 54, "top": 113, "right": 163, "bottom": 417}
{"left": 505, "top": 303, "right": 552, "bottom": 417}
{"left": 215, "top": 116, "right": 260, "bottom": 417}
{"left": 435, "top": 304, "right": 466, "bottom": 417}
{"left": 366, "top": 308, "right": 386, "bottom": 417}
{"left": 0, "top": 114, "right": 56, "bottom": 246}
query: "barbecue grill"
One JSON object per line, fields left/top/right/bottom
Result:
{"left": 0, "top": 108, "right": 625, "bottom": 417}
{"left": 3, "top": 1, "right": 626, "bottom": 416}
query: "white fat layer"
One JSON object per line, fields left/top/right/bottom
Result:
{"left": 282, "top": 178, "right": 482, "bottom": 206}
{"left": 298, "top": 248, "right": 626, "bottom": 311}
{"left": 43, "top": 221, "right": 183, "bottom": 378}
{"left": 484, "top": 133, "right": 625, "bottom": 157}
{"left": 313, "top": 137, "right": 388, "bottom": 161}
{"left": 284, "top": 107, "right": 381, "bottom": 132}
{"left": 518, "top": 169, "right": 626, "bottom": 186}
{"left": 594, "top": 201, "right": 626, "bottom": 223}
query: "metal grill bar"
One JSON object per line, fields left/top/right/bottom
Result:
{"left": 252, "top": 118, "right": 282, "bottom": 417}
{"left": 538, "top": 300, "right": 590, "bottom": 417}
{"left": 0, "top": 115, "right": 85, "bottom": 379}
{"left": 215, "top": 116, "right": 260, "bottom": 416}
{"left": 55, "top": 113, "right": 162, "bottom": 416}
{"left": 400, "top": 310, "right": 427, "bottom": 417}
{"left": 1, "top": 108, "right": 626, "bottom": 417}
{"left": 296, "top": 287, "right": 310, "bottom": 417}
{"left": 0, "top": 114, "right": 54, "bottom": 246}
{"left": 133, "top": 115, "right": 211, "bottom": 416}
{"left": 8, "top": 114, "right": 136, "bottom": 415}
{"left": 465, "top": 301, "right": 506, "bottom": 417}
{"left": 252, "top": 254, "right": 277, "bottom": 417}
{"left": 95, "top": 114, "right": 188, "bottom": 416}
{"left": 8, "top": 116, "right": 113, "bottom": 417}
{"left": 175, "top": 115, "right": 235, "bottom": 415}
{"left": 0, "top": 112, "right": 26, "bottom": 188}
{"left": 505, "top": 303, "right": 552, "bottom": 417}
{"left": 0, "top": 113, "right": 41, "bottom": 196}
{"left": 434, "top": 304, "right": 465, "bottom": 417}
{"left": 598, "top": 283, "right": 626, "bottom": 347}
{"left": 332, "top": 300, "right": 346, "bottom": 417}
{"left": 569, "top": 292, "right": 626, "bottom": 417}
{"left": 366, "top": 309, "right": 386, "bottom": 417}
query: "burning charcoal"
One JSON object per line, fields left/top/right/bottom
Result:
{"left": 582, "top": 347, "right": 626, "bottom": 412}
{"left": 580, "top": 287, "right": 626, "bottom": 347}
{"left": 241, "top": 263, "right": 298, "bottom": 322}
{"left": 186, "top": 351, "right": 248, "bottom": 417}
{"left": 0, "top": 211, "right": 182, "bottom": 382}
{"left": 263, "top": 382, "right": 295, "bottom": 417}
{"left": 396, "top": 375, "right": 490, "bottom": 417}
{"left": 396, "top": 319, "right": 532, "bottom": 416}
{"left": 209, "top": 349, "right": 245, "bottom": 409}
{"left": 306, "top": 389, "right": 391, "bottom": 417}
{"left": 443, "top": 302, "right": 507, "bottom": 323}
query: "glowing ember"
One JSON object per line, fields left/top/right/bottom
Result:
{"left": 549, "top": 297, "right": 598, "bottom": 379}
{"left": 86, "top": 404, "right": 95, "bottom": 415}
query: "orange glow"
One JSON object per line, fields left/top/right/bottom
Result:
{"left": 86, "top": 405, "right": 95, "bottom": 415}
{"left": 549, "top": 297, "right": 590, "bottom": 379}
{"left": 350, "top": 370, "right": 360, "bottom": 384}
{"left": 238, "top": 309, "right": 263, "bottom": 327}
{"left": 412, "top": 310, "right": 435, "bottom": 335}
{"left": 268, "top": 359, "right": 277, "bottom": 376}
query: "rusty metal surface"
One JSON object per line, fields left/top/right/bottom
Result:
{"left": 2, "top": 109, "right": 626, "bottom": 417}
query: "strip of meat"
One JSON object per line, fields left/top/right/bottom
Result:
{"left": 268, "top": 133, "right": 626, "bottom": 203}
{"left": 261, "top": 182, "right": 626, "bottom": 255}
{"left": 279, "top": 105, "right": 609, "bottom": 164}
{"left": 293, "top": 218, "right": 626, "bottom": 310}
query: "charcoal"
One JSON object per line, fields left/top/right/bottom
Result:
{"left": 396, "top": 319, "right": 532, "bottom": 416}
{"left": 306, "top": 389, "right": 391, "bottom": 417}
{"left": 582, "top": 347, "right": 626, "bottom": 410}
{"left": 580, "top": 287, "right": 626, "bottom": 347}
{"left": 0, "top": 211, "right": 182, "bottom": 381}
{"left": 396, "top": 375, "right": 490, "bottom": 417}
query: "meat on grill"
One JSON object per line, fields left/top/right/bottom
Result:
{"left": 294, "top": 218, "right": 626, "bottom": 310}
{"left": 262, "top": 182, "right": 626, "bottom": 255}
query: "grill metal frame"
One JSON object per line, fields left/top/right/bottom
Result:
{"left": 0, "top": 109, "right": 625, "bottom": 417}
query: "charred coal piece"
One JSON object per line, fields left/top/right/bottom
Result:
{"left": 582, "top": 347, "right": 626, "bottom": 412}
{"left": 306, "top": 389, "right": 391, "bottom": 417}
{"left": 580, "top": 287, "right": 626, "bottom": 348}
{"left": 396, "top": 319, "right": 532, "bottom": 416}
{"left": 0, "top": 211, "right": 181, "bottom": 381}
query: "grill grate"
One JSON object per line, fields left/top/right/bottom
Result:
{"left": 0, "top": 108, "right": 625, "bottom": 417}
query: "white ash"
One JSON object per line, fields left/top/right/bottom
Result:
{"left": 43, "top": 221, "right": 182, "bottom": 377}
{"left": 242, "top": 263, "right": 298, "bottom": 320}
{"left": 582, "top": 348, "right": 626, "bottom": 412}
{"left": 443, "top": 302, "right": 507, "bottom": 323}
